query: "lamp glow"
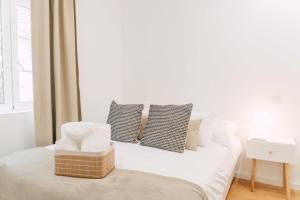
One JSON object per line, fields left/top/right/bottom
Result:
{"left": 253, "top": 112, "right": 273, "bottom": 137}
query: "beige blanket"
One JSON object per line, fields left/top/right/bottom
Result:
{"left": 0, "top": 148, "right": 208, "bottom": 200}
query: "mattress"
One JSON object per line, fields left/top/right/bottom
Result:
{"left": 47, "top": 136, "right": 241, "bottom": 200}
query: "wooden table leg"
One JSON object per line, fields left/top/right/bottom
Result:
{"left": 251, "top": 159, "right": 256, "bottom": 192}
{"left": 283, "top": 164, "right": 287, "bottom": 188}
{"left": 283, "top": 163, "right": 291, "bottom": 200}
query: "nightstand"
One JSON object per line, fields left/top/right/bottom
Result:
{"left": 246, "top": 136, "right": 296, "bottom": 200}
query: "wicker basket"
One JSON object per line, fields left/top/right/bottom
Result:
{"left": 55, "top": 143, "right": 115, "bottom": 179}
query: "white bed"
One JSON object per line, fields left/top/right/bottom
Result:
{"left": 47, "top": 136, "right": 241, "bottom": 200}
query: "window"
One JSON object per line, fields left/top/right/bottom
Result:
{"left": 0, "top": 0, "right": 32, "bottom": 112}
{"left": 0, "top": 2, "right": 4, "bottom": 104}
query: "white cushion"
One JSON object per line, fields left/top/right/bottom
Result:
{"left": 197, "top": 114, "right": 216, "bottom": 147}
{"left": 189, "top": 111, "right": 216, "bottom": 147}
{"left": 212, "top": 118, "right": 238, "bottom": 147}
{"left": 195, "top": 112, "right": 238, "bottom": 147}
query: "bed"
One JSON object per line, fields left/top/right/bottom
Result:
{"left": 114, "top": 136, "right": 241, "bottom": 200}
{"left": 0, "top": 136, "right": 241, "bottom": 200}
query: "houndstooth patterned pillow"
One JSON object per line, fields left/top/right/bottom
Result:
{"left": 107, "top": 101, "right": 144, "bottom": 143}
{"left": 141, "top": 103, "right": 193, "bottom": 153}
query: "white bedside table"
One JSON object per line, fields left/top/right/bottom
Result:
{"left": 246, "top": 136, "right": 296, "bottom": 200}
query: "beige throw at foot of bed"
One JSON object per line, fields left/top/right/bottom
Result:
{"left": 0, "top": 148, "right": 208, "bottom": 200}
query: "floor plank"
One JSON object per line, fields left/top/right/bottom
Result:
{"left": 226, "top": 179, "right": 300, "bottom": 200}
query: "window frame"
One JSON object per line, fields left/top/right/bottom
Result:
{"left": 0, "top": 0, "right": 14, "bottom": 112}
{"left": 0, "top": 0, "right": 32, "bottom": 113}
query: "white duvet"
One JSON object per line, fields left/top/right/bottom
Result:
{"left": 47, "top": 136, "right": 241, "bottom": 200}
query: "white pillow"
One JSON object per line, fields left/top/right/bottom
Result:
{"left": 190, "top": 111, "right": 216, "bottom": 147}
{"left": 143, "top": 104, "right": 150, "bottom": 115}
{"left": 212, "top": 118, "right": 238, "bottom": 147}
{"left": 197, "top": 115, "right": 217, "bottom": 147}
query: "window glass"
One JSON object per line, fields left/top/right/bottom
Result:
{"left": 0, "top": 0, "right": 5, "bottom": 104}
{"left": 17, "top": 0, "right": 32, "bottom": 102}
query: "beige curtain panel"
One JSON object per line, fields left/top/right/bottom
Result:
{"left": 31, "top": 0, "right": 81, "bottom": 146}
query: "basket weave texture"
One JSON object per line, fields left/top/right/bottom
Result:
{"left": 55, "top": 143, "right": 115, "bottom": 179}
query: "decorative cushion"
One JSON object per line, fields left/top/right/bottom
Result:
{"left": 141, "top": 104, "right": 193, "bottom": 153}
{"left": 185, "top": 119, "right": 202, "bottom": 151}
{"left": 137, "top": 114, "right": 148, "bottom": 140}
{"left": 107, "top": 101, "right": 144, "bottom": 143}
{"left": 138, "top": 116, "right": 201, "bottom": 151}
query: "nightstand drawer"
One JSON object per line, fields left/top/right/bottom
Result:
{"left": 246, "top": 140, "right": 296, "bottom": 164}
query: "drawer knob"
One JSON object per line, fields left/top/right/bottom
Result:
{"left": 268, "top": 151, "right": 273, "bottom": 154}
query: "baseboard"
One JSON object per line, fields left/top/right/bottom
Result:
{"left": 235, "top": 172, "right": 300, "bottom": 191}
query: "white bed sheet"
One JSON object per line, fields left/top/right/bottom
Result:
{"left": 47, "top": 136, "right": 241, "bottom": 200}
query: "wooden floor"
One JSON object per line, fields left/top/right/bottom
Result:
{"left": 226, "top": 179, "right": 300, "bottom": 200}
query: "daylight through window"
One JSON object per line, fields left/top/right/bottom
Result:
{"left": 0, "top": 0, "right": 32, "bottom": 111}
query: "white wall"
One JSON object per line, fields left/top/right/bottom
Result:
{"left": 76, "top": 0, "right": 300, "bottom": 189}
{"left": 76, "top": 0, "right": 123, "bottom": 122}
{"left": 120, "top": 0, "right": 300, "bottom": 189}
{"left": 0, "top": 112, "right": 35, "bottom": 157}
